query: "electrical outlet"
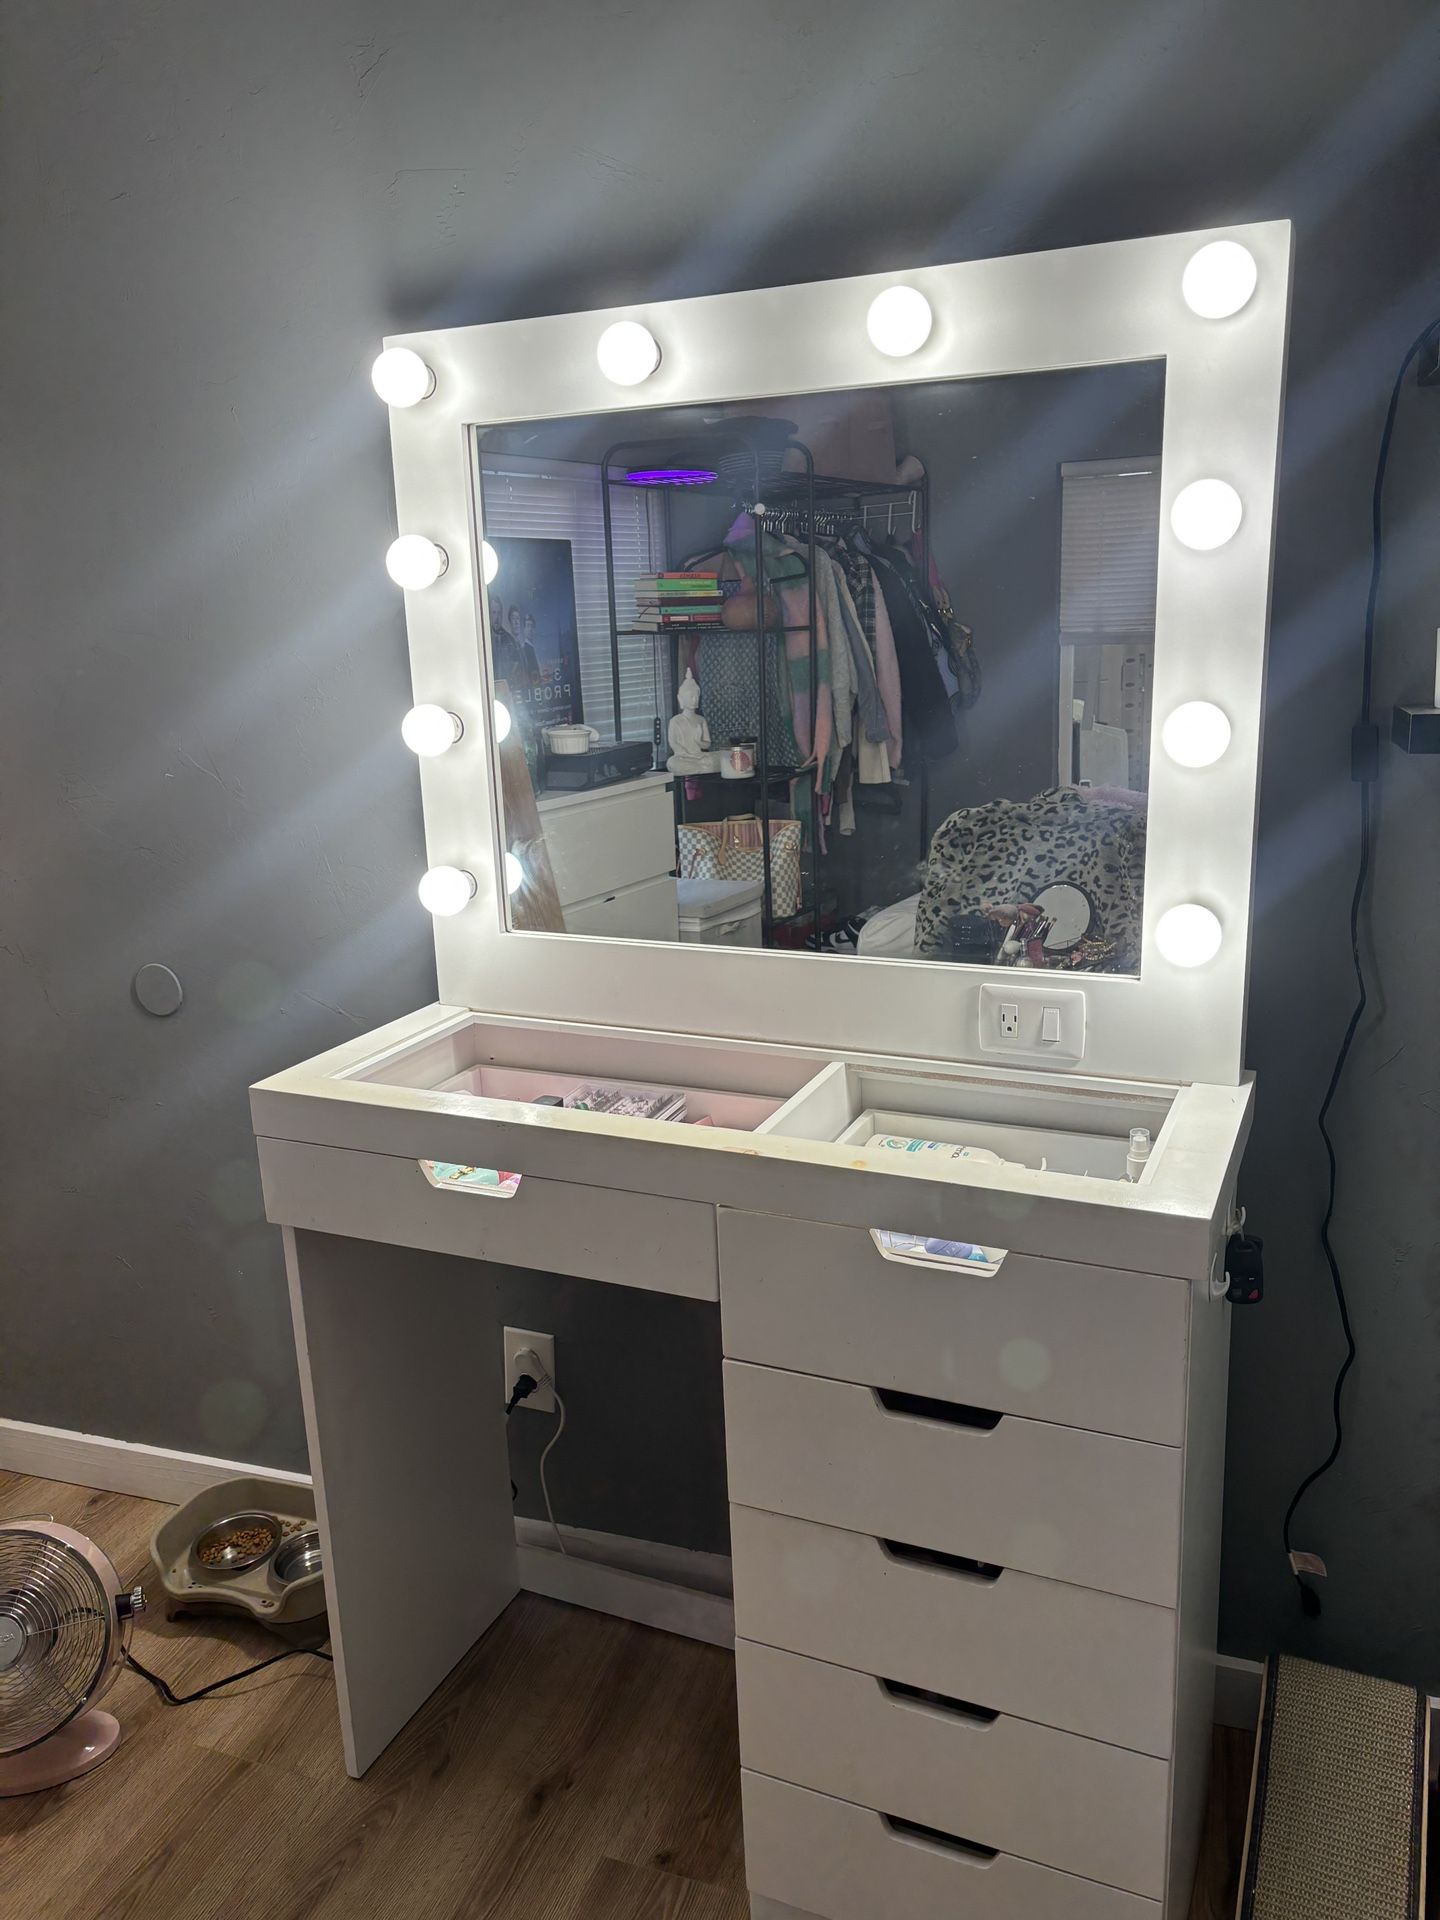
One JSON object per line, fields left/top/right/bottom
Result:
{"left": 504, "top": 1327, "right": 555, "bottom": 1414}
{"left": 978, "top": 982, "right": 1086, "bottom": 1063}
{"left": 998, "top": 1002, "right": 1020, "bottom": 1040}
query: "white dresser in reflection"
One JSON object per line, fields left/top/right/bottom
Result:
{"left": 535, "top": 772, "right": 678, "bottom": 941}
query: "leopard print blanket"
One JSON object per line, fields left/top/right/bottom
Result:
{"left": 913, "top": 787, "right": 1147, "bottom": 972}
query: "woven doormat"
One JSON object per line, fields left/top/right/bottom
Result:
{"left": 1239, "top": 1653, "right": 1429, "bottom": 1920}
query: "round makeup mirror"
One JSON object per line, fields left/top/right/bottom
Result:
{"left": 1031, "top": 881, "right": 1094, "bottom": 951}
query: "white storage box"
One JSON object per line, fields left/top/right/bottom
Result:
{"left": 676, "top": 877, "right": 764, "bottom": 948}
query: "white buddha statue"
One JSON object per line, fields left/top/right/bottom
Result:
{"left": 666, "top": 668, "right": 719, "bottom": 773}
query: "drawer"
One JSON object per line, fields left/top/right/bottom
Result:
{"left": 724, "top": 1362, "right": 1181, "bottom": 1606}
{"left": 731, "top": 1505, "right": 1176, "bottom": 1756}
{"left": 741, "top": 1772, "right": 1159, "bottom": 1920}
{"left": 256, "top": 1136, "right": 718, "bottom": 1299}
{"left": 563, "top": 873, "right": 678, "bottom": 940}
{"left": 719, "top": 1210, "right": 1187, "bottom": 1445}
{"left": 539, "top": 781, "right": 675, "bottom": 906}
{"left": 735, "top": 1640, "right": 1168, "bottom": 1897}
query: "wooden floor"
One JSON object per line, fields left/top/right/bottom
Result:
{"left": 0, "top": 1473, "right": 1251, "bottom": 1919}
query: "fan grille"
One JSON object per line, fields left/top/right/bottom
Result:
{"left": 0, "top": 1527, "right": 112, "bottom": 1754}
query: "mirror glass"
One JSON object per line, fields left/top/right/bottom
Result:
{"left": 476, "top": 361, "right": 1163, "bottom": 975}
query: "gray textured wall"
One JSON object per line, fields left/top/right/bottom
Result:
{"left": 2, "top": 2, "right": 1438, "bottom": 1672}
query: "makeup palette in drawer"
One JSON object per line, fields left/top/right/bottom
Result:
{"left": 724, "top": 1360, "right": 1182, "bottom": 1606}
{"left": 730, "top": 1504, "right": 1177, "bottom": 1757}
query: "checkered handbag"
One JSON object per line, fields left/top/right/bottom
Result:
{"left": 676, "top": 815, "right": 803, "bottom": 918}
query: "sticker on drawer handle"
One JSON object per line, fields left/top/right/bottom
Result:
{"left": 419, "top": 1160, "right": 522, "bottom": 1198}
{"left": 870, "top": 1229, "right": 1006, "bottom": 1275}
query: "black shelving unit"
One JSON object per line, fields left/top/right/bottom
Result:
{"left": 598, "top": 426, "right": 928, "bottom": 950}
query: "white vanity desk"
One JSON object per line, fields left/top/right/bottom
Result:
{"left": 254, "top": 1004, "right": 1248, "bottom": 1920}
{"left": 253, "top": 220, "right": 1291, "bottom": 1920}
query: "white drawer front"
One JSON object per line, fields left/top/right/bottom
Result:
{"left": 724, "top": 1362, "right": 1181, "bottom": 1607}
{"left": 719, "top": 1210, "right": 1187, "bottom": 1445}
{"left": 540, "top": 781, "right": 675, "bottom": 906}
{"left": 742, "top": 1772, "right": 1159, "bottom": 1920}
{"left": 256, "top": 1136, "right": 718, "bottom": 1299}
{"left": 735, "top": 1640, "right": 1168, "bottom": 1898}
{"left": 731, "top": 1505, "right": 1176, "bottom": 1757}
{"left": 563, "top": 873, "right": 679, "bottom": 941}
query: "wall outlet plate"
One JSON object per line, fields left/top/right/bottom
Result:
{"left": 977, "top": 982, "right": 1087, "bottom": 1064}
{"left": 504, "top": 1327, "right": 555, "bottom": 1414}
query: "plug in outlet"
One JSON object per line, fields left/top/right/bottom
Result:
{"left": 998, "top": 1002, "right": 1020, "bottom": 1040}
{"left": 504, "top": 1327, "right": 555, "bottom": 1414}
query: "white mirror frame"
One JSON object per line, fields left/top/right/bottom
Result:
{"left": 384, "top": 220, "right": 1292, "bottom": 1087}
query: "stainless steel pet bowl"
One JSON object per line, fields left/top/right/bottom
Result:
{"left": 192, "top": 1511, "right": 280, "bottom": 1574}
{"left": 274, "top": 1528, "right": 323, "bottom": 1585}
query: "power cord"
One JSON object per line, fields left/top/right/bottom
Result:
{"left": 124, "top": 1642, "right": 332, "bottom": 1706}
{"left": 1280, "top": 309, "right": 1440, "bottom": 1619}
{"left": 513, "top": 1347, "right": 570, "bottom": 1558}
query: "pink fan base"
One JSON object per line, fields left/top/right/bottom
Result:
{"left": 0, "top": 1710, "right": 121, "bottom": 1796}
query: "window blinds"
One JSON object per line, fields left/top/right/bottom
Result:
{"left": 1058, "top": 458, "right": 1162, "bottom": 642}
{"left": 478, "top": 456, "right": 663, "bottom": 740}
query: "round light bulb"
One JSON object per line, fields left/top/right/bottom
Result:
{"left": 401, "top": 704, "right": 463, "bottom": 757}
{"left": 482, "top": 539, "right": 500, "bottom": 585}
{"left": 370, "top": 346, "right": 435, "bottom": 407}
{"left": 1156, "top": 903, "right": 1223, "bottom": 968}
{"left": 1161, "top": 700, "right": 1232, "bottom": 768}
{"left": 1170, "top": 479, "right": 1243, "bottom": 552}
{"left": 1181, "top": 241, "right": 1258, "bottom": 320}
{"left": 385, "top": 534, "right": 448, "bottom": 589}
{"left": 596, "top": 320, "right": 661, "bottom": 386}
{"left": 493, "top": 699, "right": 513, "bottom": 744}
{"left": 866, "top": 286, "right": 933, "bottom": 357}
{"left": 503, "top": 851, "right": 524, "bottom": 896}
{"left": 418, "top": 865, "right": 476, "bottom": 917}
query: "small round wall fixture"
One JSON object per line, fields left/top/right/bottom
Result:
{"left": 503, "top": 851, "right": 524, "bottom": 896}
{"left": 418, "top": 866, "right": 477, "bottom": 916}
{"left": 1161, "top": 700, "right": 1232, "bottom": 768}
{"left": 1181, "top": 241, "right": 1257, "bottom": 320}
{"left": 386, "top": 534, "right": 448, "bottom": 589}
{"left": 1170, "top": 479, "right": 1243, "bottom": 552}
{"left": 596, "top": 320, "right": 661, "bottom": 387}
{"left": 493, "top": 699, "right": 513, "bottom": 744}
{"left": 370, "top": 346, "right": 435, "bottom": 407}
{"left": 482, "top": 540, "right": 500, "bottom": 585}
{"left": 1156, "top": 903, "right": 1223, "bottom": 968}
{"left": 133, "top": 962, "right": 184, "bottom": 1017}
{"left": 401, "top": 705, "right": 463, "bottom": 757}
{"left": 866, "top": 286, "right": 933, "bottom": 357}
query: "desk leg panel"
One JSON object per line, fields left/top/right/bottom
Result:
{"left": 284, "top": 1228, "right": 519, "bottom": 1776}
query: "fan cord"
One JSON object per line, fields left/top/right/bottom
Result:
{"left": 123, "top": 1641, "right": 332, "bottom": 1706}
{"left": 1279, "top": 309, "right": 1440, "bottom": 1619}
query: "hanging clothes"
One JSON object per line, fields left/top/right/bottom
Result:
{"left": 868, "top": 540, "right": 959, "bottom": 762}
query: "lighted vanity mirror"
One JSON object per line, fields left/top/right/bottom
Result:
{"left": 476, "top": 362, "right": 1164, "bottom": 976}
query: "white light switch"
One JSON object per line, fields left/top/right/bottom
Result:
{"left": 978, "top": 982, "right": 1087, "bottom": 1063}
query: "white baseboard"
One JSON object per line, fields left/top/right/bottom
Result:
{"left": 0, "top": 1417, "right": 311, "bottom": 1505}
{"left": 0, "top": 1416, "right": 733, "bottom": 1646}
{"left": 1215, "top": 1653, "right": 1264, "bottom": 1730}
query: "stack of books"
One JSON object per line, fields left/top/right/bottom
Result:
{"left": 633, "top": 571, "right": 723, "bottom": 628}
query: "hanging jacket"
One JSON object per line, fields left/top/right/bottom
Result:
{"left": 869, "top": 543, "right": 958, "bottom": 762}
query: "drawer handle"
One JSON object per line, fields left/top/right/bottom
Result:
{"left": 879, "top": 1678, "right": 999, "bottom": 1727}
{"left": 874, "top": 1387, "right": 1001, "bottom": 1432}
{"left": 419, "top": 1161, "right": 522, "bottom": 1199}
{"left": 882, "top": 1814, "right": 998, "bottom": 1866}
{"left": 870, "top": 1230, "right": 1007, "bottom": 1276}
{"left": 880, "top": 1539, "right": 1004, "bottom": 1583}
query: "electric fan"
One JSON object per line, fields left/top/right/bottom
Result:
{"left": 0, "top": 1519, "right": 145, "bottom": 1795}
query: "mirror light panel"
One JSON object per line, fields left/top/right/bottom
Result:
{"left": 378, "top": 221, "right": 1292, "bottom": 1087}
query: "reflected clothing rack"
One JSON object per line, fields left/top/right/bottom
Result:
{"left": 598, "top": 427, "right": 931, "bottom": 952}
